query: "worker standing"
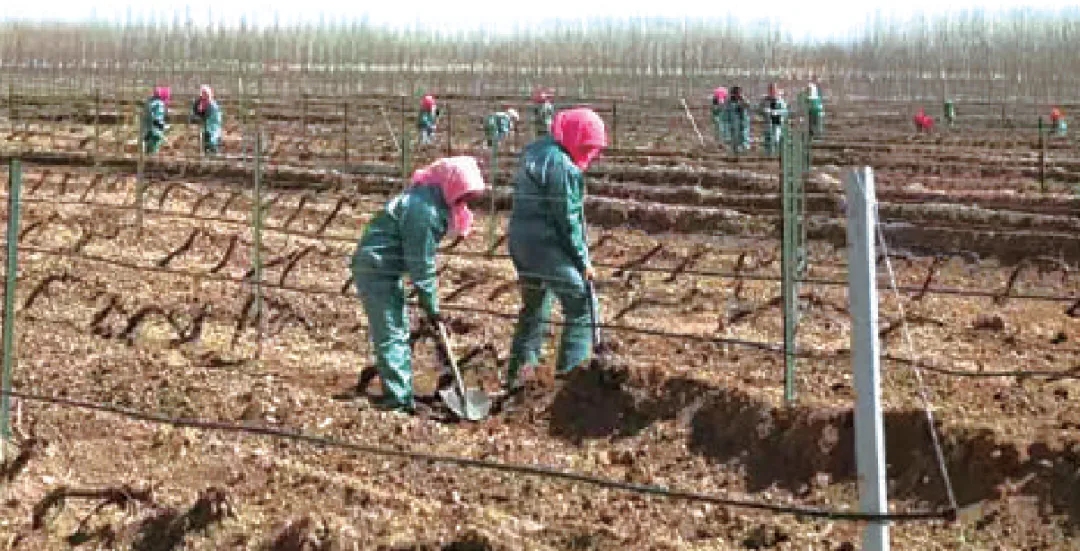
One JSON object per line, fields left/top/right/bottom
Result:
{"left": 189, "top": 85, "right": 223, "bottom": 154}
{"left": 350, "top": 156, "right": 487, "bottom": 414}
{"left": 531, "top": 88, "right": 555, "bottom": 137}
{"left": 914, "top": 108, "right": 935, "bottom": 133}
{"left": 484, "top": 109, "right": 519, "bottom": 148}
{"left": 418, "top": 95, "right": 440, "bottom": 145}
{"left": 723, "top": 86, "right": 752, "bottom": 153}
{"left": 804, "top": 82, "right": 824, "bottom": 138}
{"left": 710, "top": 87, "right": 729, "bottom": 145}
{"left": 944, "top": 99, "right": 956, "bottom": 127}
{"left": 1051, "top": 107, "right": 1068, "bottom": 137}
{"left": 141, "top": 86, "right": 171, "bottom": 155}
{"left": 760, "top": 83, "right": 788, "bottom": 156}
{"left": 504, "top": 108, "right": 608, "bottom": 391}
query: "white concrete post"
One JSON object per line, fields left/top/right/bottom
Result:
{"left": 845, "top": 166, "right": 890, "bottom": 551}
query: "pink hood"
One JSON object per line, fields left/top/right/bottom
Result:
{"left": 409, "top": 156, "right": 486, "bottom": 238}
{"left": 198, "top": 85, "right": 213, "bottom": 113}
{"left": 153, "top": 87, "right": 171, "bottom": 104}
{"left": 713, "top": 87, "right": 728, "bottom": 102}
{"left": 551, "top": 108, "right": 608, "bottom": 170}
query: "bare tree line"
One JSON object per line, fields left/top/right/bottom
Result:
{"left": 1, "top": 9, "right": 1079, "bottom": 103}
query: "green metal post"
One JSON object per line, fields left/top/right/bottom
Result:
{"left": 343, "top": 100, "right": 350, "bottom": 165}
{"left": 1039, "top": 117, "right": 1047, "bottom": 193}
{"left": 1, "top": 160, "right": 23, "bottom": 446}
{"left": 612, "top": 101, "right": 618, "bottom": 150}
{"left": 446, "top": 104, "right": 453, "bottom": 156}
{"left": 136, "top": 121, "right": 146, "bottom": 237}
{"left": 780, "top": 121, "right": 807, "bottom": 404}
{"left": 93, "top": 89, "right": 101, "bottom": 163}
{"left": 486, "top": 142, "right": 499, "bottom": 256}
{"left": 401, "top": 129, "right": 411, "bottom": 190}
{"left": 7, "top": 83, "right": 13, "bottom": 138}
{"left": 252, "top": 131, "right": 264, "bottom": 359}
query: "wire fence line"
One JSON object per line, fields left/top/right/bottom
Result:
{"left": 4, "top": 174, "right": 1076, "bottom": 308}
{"left": 16, "top": 243, "right": 1080, "bottom": 380}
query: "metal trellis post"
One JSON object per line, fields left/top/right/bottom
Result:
{"left": 0, "top": 160, "right": 23, "bottom": 450}
{"left": 401, "top": 129, "right": 411, "bottom": 191}
{"left": 1038, "top": 117, "right": 1047, "bottom": 193}
{"left": 343, "top": 100, "right": 350, "bottom": 165}
{"left": 780, "top": 120, "right": 808, "bottom": 404}
{"left": 253, "top": 130, "right": 265, "bottom": 360}
{"left": 136, "top": 119, "right": 146, "bottom": 237}
{"left": 486, "top": 142, "right": 499, "bottom": 256}
{"left": 93, "top": 89, "right": 101, "bottom": 163}
{"left": 445, "top": 104, "right": 453, "bottom": 156}
{"left": 612, "top": 101, "right": 618, "bottom": 150}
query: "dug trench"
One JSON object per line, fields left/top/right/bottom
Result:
{"left": 505, "top": 362, "right": 1080, "bottom": 534}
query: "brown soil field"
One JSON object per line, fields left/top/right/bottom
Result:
{"left": 0, "top": 90, "right": 1077, "bottom": 549}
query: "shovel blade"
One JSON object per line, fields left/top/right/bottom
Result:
{"left": 438, "top": 387, "right": 492, "bottom": 421}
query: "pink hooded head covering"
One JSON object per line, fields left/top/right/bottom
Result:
{"left": 421, "top": 95, "right": 436, "bottom": 110}
{"left": 153, "top": 86, "right": 171, "bottom": 104}
{"left": 551, "top": 108, "right": 608, "bottom": 170}
{"left": 198, "top": 85, "right": 213, "bottom": 112}
{"left": 914, "top": 109, "right": 934, "bottom": 131}
{"left": 409, "top": 156, "right": 487, "bottom": 238}
{"left": 713, "top": 87, "right": 728, "bottom": 103}
{"left": 532, "top": 87, "right": 553, "bottom": 104}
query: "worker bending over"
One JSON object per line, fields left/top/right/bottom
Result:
{"left": 351, "top": 156, "right": 487, "bottom": 414}
{"left": 485, "top": 109, "right": 519, "bottom": 148}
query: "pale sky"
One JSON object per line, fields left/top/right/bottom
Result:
{"left": 3, "top": 0, "right": 1078, "bottom": 40}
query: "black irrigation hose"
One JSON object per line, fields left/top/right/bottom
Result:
{"left": 4, "top": 388, "right": 956, "bottom": 523}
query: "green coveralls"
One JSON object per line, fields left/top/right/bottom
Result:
{"left": 142, "top": 97, "right": 168, "bottom": 155}
{"left": 944, "top": 100, "right": 956, "bottom": 127}
{"left": 506, "top": 136, "right": 596, "bottom": 384}
{"left": 418, "top": 108, "right": 439, "bottom": 145}
{"left": 723, "top": 99, "right": 751, "bottom": 153}
{"left": 761, "top": 96, "right": 788, "bottom": 157}
{"left": 485, "top": 112, "right": 514, "bottom": 148}
{"left": 805, "top": 94, "right": 824, "bottom": 138}
{"left": 190, "top": 100, "right": 223, "bottom": 154}
{"left": 532, "top": 102, "right": 555, "bottom": 137}
{"left": 711, "top": 99, "right": 729, "bottom": 144}
{"left": 351, "top": 185, "right": 447, "bottom": 410}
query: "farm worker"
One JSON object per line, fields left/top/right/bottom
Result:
{"left": 531, "top": 88, "right": 555, "bottom": 137}
{"left": 710, "top": 87, "right": 729, "bottom": 144}
{"left": 944, "top": 100, "right": 956, "bottom": 127}
{"left": 350, "top": 156, "right": 487, "bottom": 413}
{"left": 722, "top": 86, "right": 752, "bottom": 153}
{"left": 141, "top": 86, "right": 171, "bottom": 155}
{"left": 504, "top": 108, "right": 608, "bottom": 391}
{"left": 418, "top": 95, "right": 440, "bottom": 145}
{"left": 189, "top": 85, "right": 223, "bottom": 154}
{"left": 760, "top": 83, "right": 788, "bottom": 156}
{"left": 914, "top": 108, "right": 934, "bottom": 133}
{"left": 485, "top": 109, "right": 519, "bottom": 148}
{"left": 1050, "top": 108, "right": 1067, "bottom": 137}
{"left": 803, "top": 82, "right": 824, "bottom": 138}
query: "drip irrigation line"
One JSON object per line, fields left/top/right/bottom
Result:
{"left": 3, "top": 388, "right": 956, "bottom": 523}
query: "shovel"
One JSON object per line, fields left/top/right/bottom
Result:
{"left": 433, "top": 318, "right": 492, "bottom": 421}
{"left": 585, "top": 279, "right": 613, "bottom": 369}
